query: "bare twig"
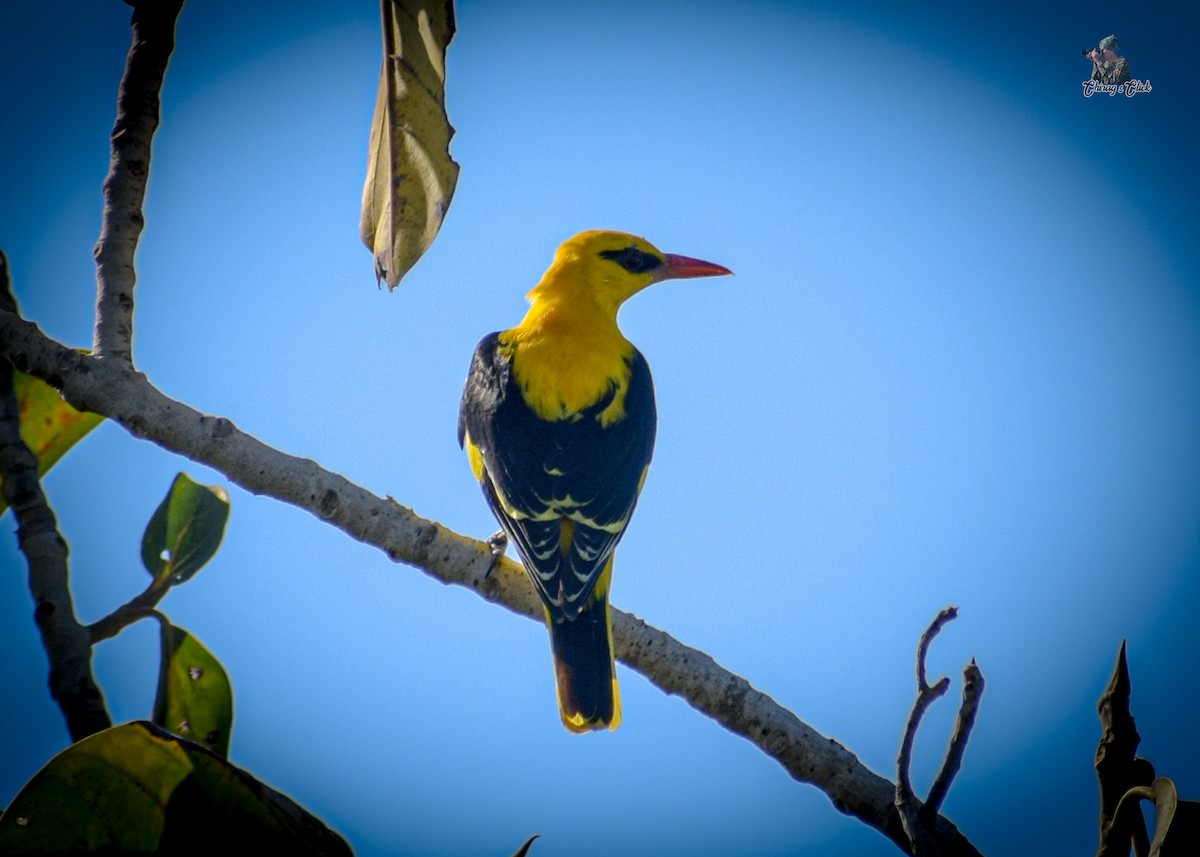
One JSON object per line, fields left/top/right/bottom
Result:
{"left": 0, "top": 310, "right": 984, "bottom": 857}
{"left": 0, "top": 253, "right": 112, "bottom": 741}
{"left": 897, "top": 608, "right": 958, "bottom": 791}
{"left": 895, "top": 607, "right": 986, "bottom": 855}
{"left": 92, "top": 0, "right": 185, "bottom": 362}
{"left": 917, "top": 606, "right": 958, "bottom": 691}
{"left": 922, "top": 659, "right": 985, "bottom": 823}
{"left": 896, "top": 606, "right": 957, "bottom": 855}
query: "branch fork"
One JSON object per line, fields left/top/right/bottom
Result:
{"left": 895, "top": 607, "right": 986, "bottom": 856}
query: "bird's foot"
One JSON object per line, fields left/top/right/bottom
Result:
{"left": 484, "top": 530, "right": 508, "bottom": 578}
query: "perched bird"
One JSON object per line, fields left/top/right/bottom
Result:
{"left": 458, "top": 230, "right": 731, "bottom": 732}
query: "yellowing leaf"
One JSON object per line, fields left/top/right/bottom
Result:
{"left": 0, "top": 370, "right": 103, "bottom": 516}
{"left": 360, "top": 0, "right": 460, "bottom": 290}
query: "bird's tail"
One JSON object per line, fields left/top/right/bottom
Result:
{"left": 546, "top": 565, "right": 621, "bottom": 732}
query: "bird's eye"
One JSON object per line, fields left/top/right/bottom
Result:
{"left": 600, "top": 246, "right": 663, "bottom": 274}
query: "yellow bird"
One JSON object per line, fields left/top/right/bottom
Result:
{"left": 458, "top": 230, "right": 731, "bottom": 731}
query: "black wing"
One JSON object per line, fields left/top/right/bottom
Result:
{"left": 458, "top": 332, "right": 656, "bottom": 620}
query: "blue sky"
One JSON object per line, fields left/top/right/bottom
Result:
{"left": 2, "top": 1, "right": 1198, "bottom": 855}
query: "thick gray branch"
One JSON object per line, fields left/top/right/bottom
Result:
{"left": 92, "top": 0, "right": 185, "bottom": 362}
{"left": 0, "top": 310, "right": 982, "bottom": 857}
{"left": 0, "top": 255, "right": 111, "bottom": 741}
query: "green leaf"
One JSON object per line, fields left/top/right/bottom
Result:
{"left": 0, "top": 369, "right": 103, "bottom": 516}
{"left": 153, "top": 620, "right": 234, "bottom": 758}
{"left": 360, "top": 0, "right": 460, "bottom": 290}
{"left": 0, "top": 722, "right": 352, "bottom": 855}
{"left": 141, "top": 472, "right": 230, "bottom": 585}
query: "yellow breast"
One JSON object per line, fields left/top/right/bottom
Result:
{"left": 500, "top": 311, "right": 633, "bottom": 424}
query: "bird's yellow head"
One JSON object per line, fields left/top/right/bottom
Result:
{"left": 526, "top": 230, "right": 732, "bottom": 318}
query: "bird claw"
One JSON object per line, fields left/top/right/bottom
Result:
{"left": 484, "top": 530, "right": 508, "bottom": 578}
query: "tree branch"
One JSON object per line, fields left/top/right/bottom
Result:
{"left": 894, "top": 608, "right": 986, "bottom": 855}
{"left": 0, "top": 254, "right": 112, "bottom": 742}
{"left": 92, "top": 0, "right": 185, "bottom": 362}
{"left": 896, "top": 607, "right": 957, "bottom": 855}
{"left": 0, "top": 308, "right": 984, "bottom": 856}
{"left": 922, "top": 659, "right": 984, "bottom": 823}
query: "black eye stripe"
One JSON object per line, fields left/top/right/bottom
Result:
{"left": 599, "top": 246, "right": 664, "bottom": 275}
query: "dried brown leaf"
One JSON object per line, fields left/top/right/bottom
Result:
{"left": 360, "top": 0, "right": 459, "bottom": 290}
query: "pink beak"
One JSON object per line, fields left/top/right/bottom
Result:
{"left": 660, "top": 253, "right": 733, "bottom": 281}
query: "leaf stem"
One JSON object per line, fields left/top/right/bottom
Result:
{"left": 87, "top": 576, "right": 172, "bottom": 644}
